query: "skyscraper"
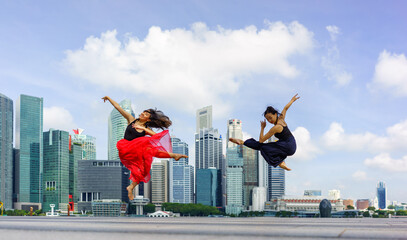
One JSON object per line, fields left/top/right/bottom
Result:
{"left": 169, "top": 137, "right": 194, "bottom": 203}
{"left": 150, "top": 160, "right": 169, "bottom": 204}
{"left": 195, "top": 128, "right": 223, "bottom": 170}
{"left": 226, "top": 119, "right": 243, "bottom": 148}
{"left": 0, "top": 93, "right": 13, "bottom": 209}
{"left": 69, "top": 142, "right": 82, "bottom": 203}
{"left": 71, "top": 128, "right": 96, "bottom": 160}
{"left": 268, "top": 166, "right": 285, "bottom": 200}
{"left": 196, "top": 106, "right": 212, "bottom": 132}
{"left": 377, "top": 181, "right": 387, "bottom": 209}
{"left": 226, "top": 146, "right": 244, "bottom": 215}
{"left": 196, "top": 168, "right": 221, "bottom": 207}
{"left": 15, "top": 94, "right": 43, "bottom": 204}
{"left": 108, "top": 99, "right": 134, "bottom": 160}
{"left": 243, "top": 146, "right": 258, "bottom": 209}
{"left": 42, "top": 129, "right": 70, "bottom": 212}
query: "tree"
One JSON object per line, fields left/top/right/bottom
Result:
{"left": 362, "top": 211, "right": 370, "bottom": 217}
{"left": 387, "top": 205, "right": 395, "bottom": 209}
{"left": 143, "top": 203, "right": 156, "bottom": 213}
{"left": 346, "top": 205, "right": 355, "bottom": 210}
{"left": 367, "top": 206, "right": 375, "bottom": 211}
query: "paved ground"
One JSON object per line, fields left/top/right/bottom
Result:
{"left": 1, "top": 216, "right": 407, "bottom": 239}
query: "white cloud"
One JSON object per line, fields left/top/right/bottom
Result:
{"left": 44, "top": 106, "right": 76, "bottom": 132}
{"left": 352, "top": 170, "right": 368, "bottom": 181}
{"left": 364, "top": 153, "right": 407, "bottom": 172}
{"left": 63, "top": 21, "right": 314, "bottom": 118}
{"left": 242, "top": 131, "right": 253, "bottom": 140}
{"left": 322, "top": 25, "right": 352, "bottom": 87}
{"left": 369, "top": 50, "right": 407, "bottom": 96}
{"left": 291, "top": 127, "right": 320, "bottom": 160}
{"left": 326, "top": 25, "right": 340, "bottom": 41}
{"left": 321, "top": 120, "right": 407, "bottom": 153}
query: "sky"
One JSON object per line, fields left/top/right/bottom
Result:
{"left": 1, "top": 0, "right": 407, "bottom": 203}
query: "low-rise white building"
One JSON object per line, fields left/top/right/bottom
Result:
{"left": 148, "top": 210, "right": 174, "bottom": 217}
{"left": 265, "top": 196, "right": 344, "bottom": 212}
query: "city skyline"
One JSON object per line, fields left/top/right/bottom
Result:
{"left": 1, "top": 1, "right": 407, "bottom": 202}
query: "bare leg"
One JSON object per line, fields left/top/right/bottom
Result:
{"left": 279, "top": 161, "right": 292, "bottom": 171}
{"left": 169, "top": 152, "right": 188, "bottom": 161}
{"left": 229, "top": 138, "right": 244, "bottom": 145}
{"left": 126, "top": 181, "right": 138, "bottom": 201}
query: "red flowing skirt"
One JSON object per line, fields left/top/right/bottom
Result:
{"left": 117, "top": 130, "right": 172, "bottom": 183}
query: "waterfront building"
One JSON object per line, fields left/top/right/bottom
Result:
{"left": 108, "top": 99, "right": 134, "bottom": 160}
{"left": 356, "top": 199, "right": 370, "bottom": 210}
{"left": 91, "top": 199, "right": 123, "bottom": 217}
{"left": 150, "top": 160, "right": 169, "bottom": 204}
{"left": 252, "top": 187, "right": 267, "bottom": 211}
{"left": 196, "top": 168, "right": 221, "bottom": 207}
{"left": 169, "top": 137, "right": 193, "bottom": 203}
{"left": 42, "top": 129, "right": 70, "bottom": 212}
{"left": 377, "top": 181, "right": 387, "bottom": 209}
{"left": 15, "top": 94, "right": 43, "bottom": 205}
{"left": 0, "top": 93, "right": 13, "bottom": 209}
{"left": 71, "top": 128, "right": 96, "bottom": 160}
{"left": 265, "top": 195, "right": 344, "bottom": 212}
{"left": 304, "top": 190, "right": 322, "bottom": 196}
{"left": 77, "top": 160, "right": 130, "bottom": 212}
{"left": 243, "top": 146, "right": 258, "bottom": 209}
{"left": 226, "top": 146, "right": 244, "bottom": 215}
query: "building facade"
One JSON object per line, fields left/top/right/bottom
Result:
{"left": 268, "top": 166, "right": 285, "bottom": 200}
{"left": 77, "top": 160, "right": 130, "bottom": 212}
{"left": 108, "top": 99, "right": 134, "bottom": 160}
{"left": 196, "top": 106, "right": 212, "bottom": 132}
{"left": 265, "top": 196, "right": 345, "bottom": 212}
{"left": 71, "top": 129, "right": 96, "bottom": 160}
{"left": 69, "top": 143, "right": 82, "bottom": 203}
{"left": 15, "top": 94, "right": 43, "bottom": 204}
{"left": 196, "top": 168, "right": 221, "bottom": 207}
{"left": 377, "top": 181, "right": 387, "bottom": 209}
{"left": 150, "top": 160, "right": 169, "bottom": 204}
{"left": 169, "top": 137, "right": 193, "bottom": 203}
{"left": 356, "top": 199, "right": 370, "bottom": 210}
{"left": 195, "top": 128, "right": 223, "bottom": 170}
{"left": 243, "top": 146, "right": 258, "bottom": 209}
{"left": 0, "top": 93, "right": 13, "bottom": 209}
{"left": 252, "top": 187, "right": 267, "bottom": 211}
{"left": 226, "top": 146, "right": 244, "bottom": 215}
{"left": 42, "top": 130, "right": 70, "bottom": 212}
{"left": 304, "top": 190, "right": 322, "bottom": 196}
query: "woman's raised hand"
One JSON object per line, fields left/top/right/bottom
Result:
{"left": 101, "top": 96, "right": 110, "bottom": 102}
{"left": 260, "top": 120, "right": 267, "bottom": 129}
{"left": 291, "top": 94, "right": 300, "bottom": 102}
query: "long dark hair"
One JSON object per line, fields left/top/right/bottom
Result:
{"left": 141, "top": 108, "right": 172, "bottom": 130}
{"left": 263, "top": 106, "right": 280, "bottom": 118}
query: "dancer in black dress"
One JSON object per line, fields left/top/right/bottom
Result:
{"left": 229, "top": 94, "right": 299, "bottom": 171}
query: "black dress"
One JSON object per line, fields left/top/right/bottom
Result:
{"left": 243, "top": 125, "right": 296, "bottom": 167}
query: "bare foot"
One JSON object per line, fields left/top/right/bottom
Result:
{"left": 127, "top": 186, "right": 134, "bottom": 201}
{"left": 229, "top": 138, "right": 244, "bottom": 145}
{"left": 173, "top": 154, "right": 188, "bottom": 161}
{"left": 279, "top": 162, "right": 292, "bottom": 171}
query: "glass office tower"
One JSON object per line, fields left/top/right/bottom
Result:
{"left": 0, "top": 93, "right": 13, "bottom": 209}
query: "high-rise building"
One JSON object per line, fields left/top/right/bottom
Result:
{"left": 226, "top": 119, "right": 243, "bottom": 148}
{"left": 377, "top": 181, "right": 387, "bottom": 209}
{"left": 343, "top": 199, "right": 354, "bottom": 209}
{"left": 243, "top": 146, "right": 258, "bottom": 209}
{"left": 268, "top": 166, "right": 285, "bottom": 200}
{"left": 77, "top": 160, "right": 130, "bottom": 212}
{"left": 69, "top": 142, "right": 82, "bottom": 203}
{"left": 15, "top": 94, "right": 43, "bottom": 204}
{"left": 0, "top": 93, "right": 13, "bottom": 209}
{"left": 150, "top": 160, "right": 169, "bottom": 204}
{"left": 169, "top": 137, "right": 193, "bottom": 203}
{"left": 226, "top": 146, "right": 244, "bottom": 215}
{"left": 196, "top": 168, "right": 221, "bottom": 207}
{"left": 108, "top": 99, "right": 134, "bottom": 160}
{"left": 195, "top": 128, "right": 223, "bottom": 170}
{"left": 42, "top": 129, "right": 70, "bottom": 212}
{"left": 252, "top": 187, "right": 267, "bottom": 211}
{"left": 71, "top": 128, "right": 96, "bottom": 160}
{"left": 196, "top": 106, "right": 212, "bottom": 132}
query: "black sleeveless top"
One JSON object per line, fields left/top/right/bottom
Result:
{"left": 124, "top": 120, "right": 146, "bottom": 141}
{"left": 274, "top": 125, "right": 293, "bottom": 141}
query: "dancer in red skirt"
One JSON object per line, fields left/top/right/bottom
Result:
{"left": 102, "top": 96, "right": 188, "bottom": 200}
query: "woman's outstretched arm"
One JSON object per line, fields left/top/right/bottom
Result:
{"left": 102, "top": 96, "right": 135, "bottom": 124}
{"left": 280, "top": 94, "right": 300, "bottom": 119}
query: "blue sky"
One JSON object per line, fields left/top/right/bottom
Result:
{"left": 2, "top": 0, "right": 407, "bottom": 203}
